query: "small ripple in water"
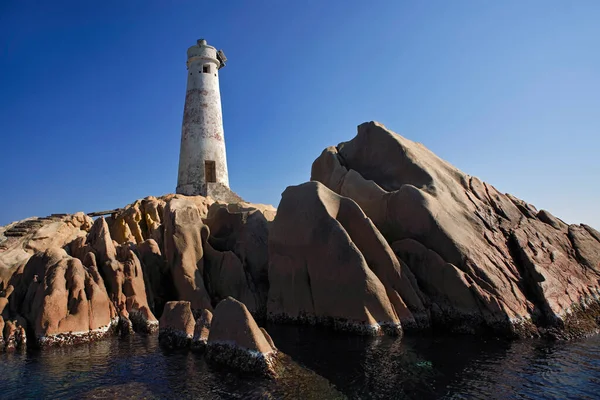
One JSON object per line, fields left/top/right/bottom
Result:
{"left": 1, "top": 326, "right": 599, "bottom": 399}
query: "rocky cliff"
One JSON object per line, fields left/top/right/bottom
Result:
{"left": 310, "top": 121, "right": 600, "bottom": 339}
{"left": 0, "top": 194, "right": 275, "bottom": 350}
{"left": 1, "top": 121, "right": 599, "bottom": 355}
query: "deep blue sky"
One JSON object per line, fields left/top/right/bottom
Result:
{"left": 1, "top": 1, "right": 599, "bottom": 228}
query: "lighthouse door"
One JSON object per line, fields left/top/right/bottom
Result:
{"left": 205, "top": 160, "right": 216, "bottom": 183}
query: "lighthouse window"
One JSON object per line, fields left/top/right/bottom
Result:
{"left": 205, "top": 160, "right": 216, "bottom": 183}
{"left": 202, "top": 65, "right": 210, "bottom": 73}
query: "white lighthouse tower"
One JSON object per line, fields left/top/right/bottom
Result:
{"left": 176, "top": 39, "right": 230, "bottom": 197}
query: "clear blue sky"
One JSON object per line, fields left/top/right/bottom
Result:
{"left": 1, "top": 1, "right": 599, "bottom": 228}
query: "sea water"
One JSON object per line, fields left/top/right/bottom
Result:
{"left": 1, "top": 324, "right": 599, "bottom": 399}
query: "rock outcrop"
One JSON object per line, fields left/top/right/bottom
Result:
{"left": 157, "top": 297, "right": 278, "bottom": 377}
{"left": 162, "top": 198, "right": 263, "bottom": 316}
{"left": 84, "top": 218, "right": 158, "bottom": 333}
{"left": 106, "top": 195, "right": 214, "bottom": 247}
{"left": 0, "top": 284, "right": 28, "bottom": 351}
{"left": 191, "top": 308, "right": 212, "bottom": 350}
{"left": 2, "top": 319, "right": 27, "bottom": 351}
{"left": 206, "top": 297, "right": 278, "bottom": 377}
{"left": 134, "top": 239, "right": 174, "bottom": 316}
{"left": 267, "top": 181, "right": 404, "bottom": 335}
{"left": 163, "top": 198, "right": 214, "bottom": 311}
{"left": 1, "top": 118, "right": 599, "bottom": 354}
{"left": 205, "top": 202, "right": 275, "bottom": 317}
{"left": 158, "top": 301, "right": 196, "bottom": 348}
{"left": 311, "top": 121, "right": 600, "bottom": 338}
{"left": 0, "top": 189, "right": 274, "bottom": 351}
{"left": 203, "top": 244, "right": 258, "bottom": 313}
{"left": 0, "top": 213, "right": 93, "bottom": 272}
{"left": 7, "top": 247, "right": 117, "bottom": 346}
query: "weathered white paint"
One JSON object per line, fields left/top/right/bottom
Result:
{"left": 176, "top": 39, "right": 229, "bottom": 196}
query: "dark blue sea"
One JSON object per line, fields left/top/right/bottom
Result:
{"left": 1, "top": 325, "right": 599, "bottom": 399}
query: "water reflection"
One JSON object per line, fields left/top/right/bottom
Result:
{"left": 438, "top": 338, "right": 600, "bottom": 399}
{"left": 0, "top": 326, "right": 599, "bottom": 399}
{"left": 267, "top": 324, "right": 600, "bottom": 399}
{"left": 267, "top": 325, "right": 442, "bottom": 399}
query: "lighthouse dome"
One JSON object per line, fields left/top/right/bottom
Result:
{"left": 187, "top": 41, "right": 218, "bottom": 62}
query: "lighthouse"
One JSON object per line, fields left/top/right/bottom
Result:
{"left": 176, "top": 39, "right": 230, "bottom": 197}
